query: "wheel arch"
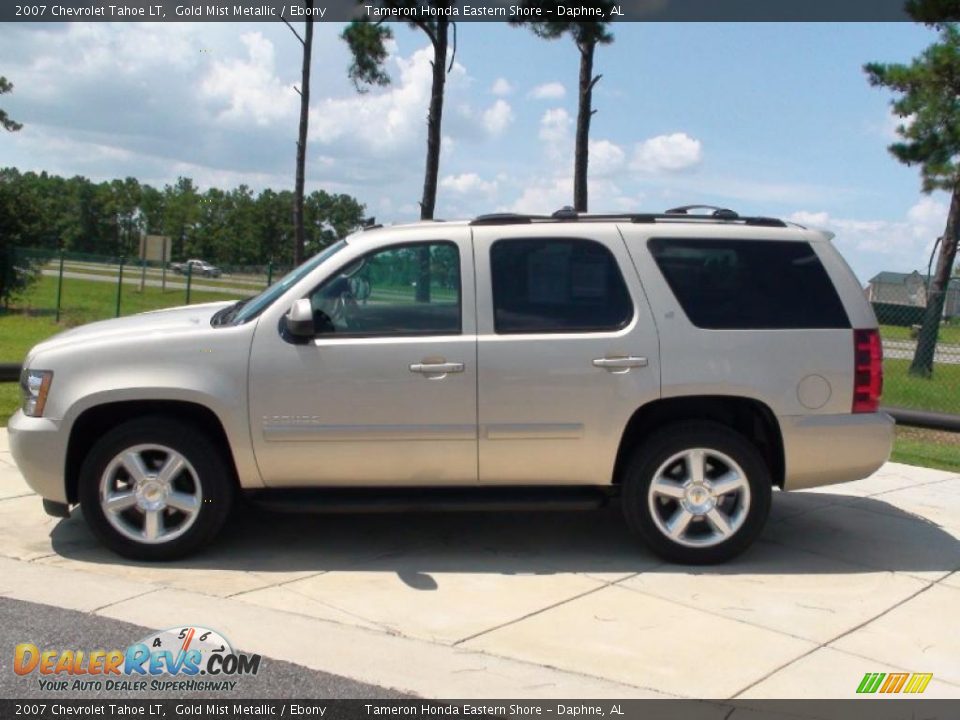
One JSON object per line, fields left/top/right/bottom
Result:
{"left": 65, "top": 400, "right": 239, "bottom": 504}
{"left": 612, "top": 395, "right": 785, "bottom": 488}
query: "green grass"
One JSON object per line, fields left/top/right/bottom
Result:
{"left": 882, "top": 358, "right": 960, "bottom": 414}
{"left": 880, "top": 323, "right": 960, "bottom": 345}
{"left": 3, "top": 277, "right": 960, "bottom": 473}
{"left": 1, "top": 276, "right": 243, "bottom": 426}
{"left": 891, "top": 426, "right": 960, "bottom": 472}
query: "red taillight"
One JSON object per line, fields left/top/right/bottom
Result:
{"left": 853, "top": 328, "right": 883, "bottom": 413}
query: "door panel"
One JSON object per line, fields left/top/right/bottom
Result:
{"left": 473, "top": 225, "right": 661, "bottom": 486}
{"left": 248, "top": 232, "right": 478, "bottom": 487}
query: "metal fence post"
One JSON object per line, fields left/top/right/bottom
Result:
{"left": 185, "top": 263, "right": 192, "bottom": 305}
{"left": 140, "top": 257, "right": 147, "bottom": 293}
{"left": 115, "top": 256, "right": 125, "bottom": 318}
{"left": 55, "top": 249, "right": 65, "bottom": 322}
{"left": 267, "top": 261, "right": 273, "bottom": 287}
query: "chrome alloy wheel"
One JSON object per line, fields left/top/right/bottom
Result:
{"left": 647, "top": 448, "right": 751, "bottom": 548}
{"left": 98, "top": 444, "right": 202, "bottom": 544}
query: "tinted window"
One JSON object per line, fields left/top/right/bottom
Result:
{"left": 491, "top": 238, "right": 633, "bottom": 334}
{"left": 648, "top": 238, "right": 849, "bottom": 329}
{"left": 309, "top": 242, "right": 460, "bottom": 336}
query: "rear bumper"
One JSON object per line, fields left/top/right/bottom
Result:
{"left": 8, "top": 410, "right": 69, "bottom": 504}
{"left": 780, "top": 412, "right": 894, "bottom": 491}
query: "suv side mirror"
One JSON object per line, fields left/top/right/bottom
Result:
{"left": 286, "top": 298, "right": 315, "bottom": 338}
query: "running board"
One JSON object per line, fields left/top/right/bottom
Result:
{"left": 244, "top": 486, "right": 616, "bottom": 514}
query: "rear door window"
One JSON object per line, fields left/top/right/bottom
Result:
{"left": 490, "top": 238, "right": 633, "bottom": 334}
{"left": 647, "top": 238, "right": 849, "bottom": 329}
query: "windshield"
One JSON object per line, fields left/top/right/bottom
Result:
{"left": 231, "top": 240, "right": 348, "bottom": 325}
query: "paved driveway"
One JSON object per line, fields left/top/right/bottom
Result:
{"left": 0, "top": 429, "right": 958, "bottom": 699}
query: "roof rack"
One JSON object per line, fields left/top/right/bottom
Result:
{"left": 471, "top": 207, "right": 787, "bottom": 228}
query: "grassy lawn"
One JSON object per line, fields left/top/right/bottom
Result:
{"left": 2, "top": 277, "right": 960, "bottom": 473}
{"left": 882, "top": 358, "right": 960, "bottom": 414}
{"left": 891, "top": 426, "right": 960, "bottom": 472}
{"left": 880, "top": 323, "right": 960, "bottom": 345}
{"left": 1, "top": 276, "right": 244, "bottom": 426}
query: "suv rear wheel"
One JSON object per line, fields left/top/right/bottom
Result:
{"left": 78, "top": 417, "right": 234, "bottom": 560}
{"left": 622, "top": 421, "right": 771, "bottom": 564}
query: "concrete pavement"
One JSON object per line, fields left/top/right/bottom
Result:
{"left": 0, "top": 428, "right": 958, "bottom": 699}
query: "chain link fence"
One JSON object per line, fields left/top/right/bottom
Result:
{"left": 2, "top": 248, "right": 958, "bottom": 469}
{"left": 3, "top": 247, "right": 290, "bottom": 326}
{"left": 872, "top": 299, "right": 960, "bottom": 470}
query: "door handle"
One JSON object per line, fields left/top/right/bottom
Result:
{"left": 410, "top": 362, "right": 465, "bottom": 374}
{"left": 592, "top": 356, "right": 648, "bottom": 372}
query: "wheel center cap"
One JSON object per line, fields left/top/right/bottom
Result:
{"left": 136, "top": 476, "right": 167, "bottom": 511}
{"left": 682, "top": 484, "right": 715, "bottom": 514}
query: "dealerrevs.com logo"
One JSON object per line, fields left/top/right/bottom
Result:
{"left": 13, "top": 626, "right": 261, "bottom": 693}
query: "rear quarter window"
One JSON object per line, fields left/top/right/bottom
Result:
{"left": 647, "top": 238, "right": 850, "bottom": 330}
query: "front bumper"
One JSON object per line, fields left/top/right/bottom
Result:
{"left": 8, "top": 409, "right": 69, "bottom": 504}
{"left": 780, "top": 411, "right": 895, "bottom": 491}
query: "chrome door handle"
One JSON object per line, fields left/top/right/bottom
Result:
{"left": 592, "top": 356, "right": 648, "bottom": 371}
{"left": 410, "top": 362, "right": 465, "bottom": 374}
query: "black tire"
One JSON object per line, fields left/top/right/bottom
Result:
{"left": 621, "top": 421, "right": 771, "bottom": 564}
{"left": 78, "top": 416, "right": 234, "bottom": 561}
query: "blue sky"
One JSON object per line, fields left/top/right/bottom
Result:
{"left": 0, "top": 21, "right": 950, "bottom": 282}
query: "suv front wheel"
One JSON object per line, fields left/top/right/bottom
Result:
{"left": 622, "top": 422, "right": 771, "bottom": 564}
{"left": 78, "top": 417, "right": 234, "bottom": 560}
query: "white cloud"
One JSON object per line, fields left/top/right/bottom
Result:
{"left": 491, "top": 77, "right": 513, "bottom": 96}
{"left": 310, "top": 44, "right": 467, "bottom": 158}
{"left": 529, "top": 82, "right": 566, "bottom": 100}
{"left": 441, "top": 173, "right": 498, "bottom": 197}
{"left": 539, "top": 108, "right": 572, "bottom": 144}
{"left": 632, "top": 133, "right": 703, "bottom": 173}
{"left": 589, "top": 140, "right": 626, "bottom": 178}
{"left": 787, "top": 196, "right": 948, "bottom": 283}
{"left": 482, "top": 99, "right": 514, "bottom": 136}
{"left": 509, "top": 176, "right": 574, "bottom": 214}
{"left": 200, "top": 32, "right": 296, "bottom": 127}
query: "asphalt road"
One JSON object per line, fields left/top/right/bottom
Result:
{"left": 883, "top": 339, "right": 960, "bottom": 365}
{"left": 0, "top": 597, "right": 410, "bottom": 700}
{"left": 41, "top": 269, "right": 254, "bottom": 297}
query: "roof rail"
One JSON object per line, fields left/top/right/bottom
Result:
{"left": 470, "top": 207, "right": 786, "bottom": 228}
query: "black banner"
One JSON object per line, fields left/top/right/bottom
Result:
{"left": 0, "top": 0, "right": 922, "bottom": 23}
{"left": 1, "top": 700, "right": 959, "bottom": 720}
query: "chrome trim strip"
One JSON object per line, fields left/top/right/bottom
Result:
{"left": 263, "top": 422, "right": 477, "bottom": 442}
{"left": 484, "top": 423, "right": 584, "bottom": 441}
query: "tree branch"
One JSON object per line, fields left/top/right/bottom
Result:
{"left": 448, "top": 21, "right": 457, "bottom": 73}
{"left": 588, "top": 74, "right": 603, "bottom": 92}
{"left": 282, "top": 18, "right": 305, "bottom": 45}
{"left": 412, "top": 19, "right": 438, "bottom": 47}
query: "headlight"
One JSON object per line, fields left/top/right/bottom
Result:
{"left": 20, "top": 369, "right": 53, "bottom": 417}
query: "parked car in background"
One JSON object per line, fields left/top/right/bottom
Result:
{"left": 9, "top": 206, "right": 893, "bottom": 564}
{"left": 170, "top": 258, "right": 222, "bottom": 278}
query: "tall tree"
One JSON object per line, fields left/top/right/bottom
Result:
{"left": 513, "top": 5, "right": 615, "bottom": 211}
{"left": 283, "top": 1, "right": 315, "bottom": 267}
{"left": 343, "top": 9, "right": 457, "bottom": 301}
{"left": 0, "top": 77, "right": 22, "bottom": 132}
{"left": 343, "top": 10, "right": 456, "bottom": 222}
{"left": 866, "top": 22, "right": 960, "bottom": 377}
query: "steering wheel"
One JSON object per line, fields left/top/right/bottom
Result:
{"left": 330, "top": 289, "right": 357, "bottom": 327}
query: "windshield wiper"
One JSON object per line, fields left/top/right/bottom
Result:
{"left": 212, "top": 297, "right": 253, "bottom": 326}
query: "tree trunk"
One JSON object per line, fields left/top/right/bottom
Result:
{"left": 416, "top": 18, "right": 448, "bottom": 303}
{"left": 909, "top": 181, "right": 960, "bottom": 378}
{"left": 574, "top": 41, "right": 597, "bottom": 213}
{"left": 292, "top": 5, "right": 314, "bottom": 267}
